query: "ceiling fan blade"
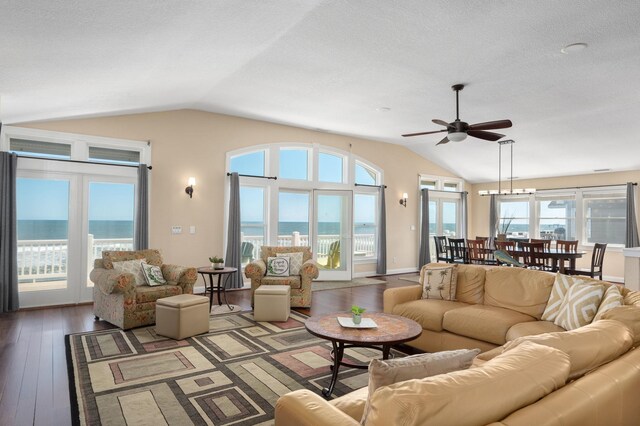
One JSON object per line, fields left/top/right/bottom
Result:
{"left": 402, "top": 129, "right": 447, "bottom": 137}
{"left": 436, "top": 136, "right": 450, "bottom": 145}
{"left": 468, "top": 119, "right": 513, "bottom": 131}
{"left": 467, "top": 130, "right": 505, "bottom": 141}
{"left": 432, "top": 119, "right": 451, "bottom": 127}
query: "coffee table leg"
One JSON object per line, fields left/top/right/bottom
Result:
{"left": 322, "top": 341, "right": 343, "bottom": 398}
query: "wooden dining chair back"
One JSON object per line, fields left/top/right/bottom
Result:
{"left": 530, "top": 238, "right": 553, "bottom": 269}
{"left": 521, "top": 242, "right": 546, "bottom": 269}
{"left": 466, "top": 239, "right": 486, "bottom": 264}
{"left": 556, "top": 240, "right": 578, "bottom": 252}
{"left": 433, "top": 236, "right": 449, "bottom": 263}
{"left": 530, "top": 238, "right": 552, "bottom": 250}
{"left": 448, "top": 238, "right": 467, "bottom": 264}
{"left": 570, "top": 243, "right": 607, "bottom": 279}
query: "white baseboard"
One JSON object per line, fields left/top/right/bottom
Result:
{"left": 352, "top": 267, "right": 419, "bottom": 278}
{"left": 604, "top": 275, "right": 624, "bottom": 284}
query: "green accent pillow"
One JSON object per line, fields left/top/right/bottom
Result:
{"left": 141, "top": 262, "right": 167, "bottom": 286}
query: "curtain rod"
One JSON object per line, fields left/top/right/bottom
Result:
{"left": 355, "top": 183, "right": 387, "bottom": 188}
{"left": 226, "top": 172, "right": 277, "bottom": 180}
{"left": 16, "top": 154, "right": 152, "bottom": 169}
{"left": 425, "top": 189, "right": 468, "bottom": 194}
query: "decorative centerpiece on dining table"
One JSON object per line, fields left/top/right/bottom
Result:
{"left": 209, "top": 256, "right": 224, "bottom": 270}
{"left": 351, "top": 305, "right": 365, "bottom": 325}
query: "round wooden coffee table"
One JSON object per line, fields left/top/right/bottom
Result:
{"left": 305, "top": 312, "right": 422, "bottom": 397}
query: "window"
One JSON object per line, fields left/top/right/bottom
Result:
{"left": 537, "top": 195, "right": 576, "bottom": 240}
{"left": 354, "top": 193, "right": 377, "bottom": 258}
{"left": 318, "top": 152, "right": 343, "bottom": 183}
{"left": 229, "top": 150, "right": 265, "bottom": 176}
{"left": 583, "top": 191, "right": 626, "bottom": 245}
{"left": 279, "top": 148, "right": 308, "bottom": 180}
{"left": 355, "top": 161, "right": 378, "bottom": 185}
{"left": 240, "top": 186, "right": 267, "bottom": 254}
{"left": 499, "top": 199, "right": 529, "bottom": 238}
{"left": 10, "top": 138, "right": 71, "bottom": 159}
{"left": 278, "top": 191, "right": 310, "bottom": 246}
{"left": 420, "top": 179, "right": 437, "bottom": 190}
{"left": 443, "top": 182, "right": 459, "bottom": 192}
{"left": 88, "top": 146, "right": 140, "bottom": 165}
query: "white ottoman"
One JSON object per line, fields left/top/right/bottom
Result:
{"left": 156, "top": 294, "right": 210, "bottom": 339}
{"left": 254, "top": 285, "right": 291, "bottom": 321}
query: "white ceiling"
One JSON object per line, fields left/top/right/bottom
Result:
{"left": 1, "top": 1, "right": 639, "bottom": 183}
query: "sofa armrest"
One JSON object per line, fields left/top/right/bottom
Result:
{"left": 275, "top": 390, "right": 360, "bottom": 426}
{"left": 90, "top": 267, "right": 135, "bottom": 295}
{"left": 161, "top": 264, "right": 197, "bottom": 294}
{"left": 300, "top": 259, "right": 319, "bottom": 280}
{"left": 245, "top": 259, "right": 266, "bottom": 279}
{"left": 383, "top": 285, "right": 422, "bottom": 313}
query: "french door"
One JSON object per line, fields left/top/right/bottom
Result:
{"left": 16, "top": 161, "right": 136, "bottom": 307}
{"left": 313, "top": 190, "right": 352, "bottom": 280}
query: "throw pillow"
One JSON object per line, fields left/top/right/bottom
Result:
{"left": 112, "top": 259, "right": 147, "bottom": 286}
{"left": 594, "top": 284, "right": 624, "bottom": 321}
{"left": 278, "top": 252, "right": 303, "bottom": 275}
{"left": 361, "top": 349, "right": 480, "bottom": 424}
{"left": 266, "top": 256, "right": 290, "bottom": 277}
{"left": 420, "top": 264, "right": 458, "bottom": 300}
{"left": 542, "top": 273, "right": 598, "bottom": 321}
{"left": 141, "top": 262, "right": 167, "bottom": 286}
{"left": 554, "top": 282, "right": 605, "bottom": 330}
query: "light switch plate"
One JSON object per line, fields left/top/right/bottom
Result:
{"left": 189, "top": 225, "right": 196, "bottom": 234}
{"left": 171, "top": 226, "right": 182, "bottom": 234}
{"left": 410, "top": 225, "right": 416, "bottom": 231}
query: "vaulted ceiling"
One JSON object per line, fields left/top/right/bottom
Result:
{"left": 1, "top": 1, "right": 639, "bottom": 182}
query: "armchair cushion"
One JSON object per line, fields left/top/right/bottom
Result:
{"left": 141, "top": 262, "right": 167, "bottom": 286}
{"left": 262, "top": 276, "right": 301, "bottom": 289}
{"left": 279, "top": 252, "right": 303, "bottom": 275}
{"left": 112, "top": 259, "right": 146, "bottom": 286}
{"left": 102, "top": 249, "right": 163, "bottom": 269}
{"left": 261, "top": 246, "right": 312, "bottom": 263}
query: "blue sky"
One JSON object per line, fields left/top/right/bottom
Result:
{"left": 17, "top": 178, "right": 134, "bottom": 220}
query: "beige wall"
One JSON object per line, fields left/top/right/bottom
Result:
{"left": 470, "top": 171, "right": 640, "bottom": 281}
{"left": 18, "top": 109, "right": 462, "bottom": 275}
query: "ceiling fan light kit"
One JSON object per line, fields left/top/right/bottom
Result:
{"left": 402, "top": 84, "right": 512, "bottom": 145}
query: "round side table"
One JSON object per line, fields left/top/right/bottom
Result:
{"left": 197, "top": 267, "right": 238, "bottom": 311}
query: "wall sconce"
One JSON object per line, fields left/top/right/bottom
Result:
{"left": 399, "top": 192, "right": 408, "bottom": 207}
{"left": 185, "top": 177, "right": 196, "bottom": 198}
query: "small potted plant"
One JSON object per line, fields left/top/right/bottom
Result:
{"left": 351, "top": 305, "right": 366, "bottom": 325}
{"left": 209, "top": 256, "right": 224, "bottom": 270}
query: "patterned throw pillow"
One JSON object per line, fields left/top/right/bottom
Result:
{"left": 278, "top": 252, "right": 303, "bottom": 275}
{"left": 542, "top": 273, "right": 596, "bottom": 321}
{"left": 266, "top": 256, "right": 290, "bottom": 277}
{"left": 554, "top": 283, "right": 605, "bottom": 330}
{"left": 420, "top": 264, "right": 458, "bottom": 300}
{"left": 594, "top": 285, "right": 624, "bottom": 321}
{"left": 361, "top": 349, "right": 480, "bottom": 424}
{"left": 141, "top": 262, "right": 167, "bottom": 286}
{"left": 112, "top": 259, "right": 147, "bottom": 286}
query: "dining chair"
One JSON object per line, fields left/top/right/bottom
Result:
{"left": 521, "top": 241, "right": 546, "bottom": 270}
{"left": 555, "top": 240, "right": 578, "bottom": 272}
{"left": 530, "top": 238, "right": 553, "bottom": 270}
{"left": 433, "top": 236, "right": 450, "bottom": 263}
{"left": 569, "top": 243, "right": 607, "bottom": 280}
{"left": 466, "top": 239, "right": 486, "bottom": 264}
{"left": 448, "top": 238, "right": 467, "bottom": 264}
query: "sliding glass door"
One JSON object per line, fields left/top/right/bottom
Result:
{"left": 313, "top": 190, "right": 352, "bottom": 280}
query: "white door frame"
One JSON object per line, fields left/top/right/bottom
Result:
{"left": 313, "top": 189, "right": 353, "bottom": 281}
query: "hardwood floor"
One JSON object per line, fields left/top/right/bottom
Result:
{"left": 0, "top": 274, "right": 418, "bottom": 425}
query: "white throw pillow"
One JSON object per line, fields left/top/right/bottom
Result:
{"left": 278, "top": 252, "right": 303, "bottom": 275}
{"left": 141, "top": 262, "right": 167, "bottom": 286}
{"left": 554, "top": 283, "right": 605, "bottom": 330}
{"left": 542, "top": 273, "right": 598, "bottom": 321}
{"left": 594, "top": 285, "right": 624, "bottom": 321}
{"left": 266, "top": 256, "right": 290, "bottom": 276}
{"left": 112, "top": 259, "right": 147, "bottom": 286}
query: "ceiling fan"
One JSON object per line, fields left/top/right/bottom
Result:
{"left": 402, "top": 84, "right": 512, "bottom": 145}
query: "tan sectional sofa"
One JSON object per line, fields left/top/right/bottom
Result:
{"left": 274, "top": 264, "right": 640, "bottom": 425}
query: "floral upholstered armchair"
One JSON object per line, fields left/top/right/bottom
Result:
{"left": 90, "top": 249, "right": 197, "bottom": 329}
{"left": 244, "top": 246, "right": 319, "bottom": 308}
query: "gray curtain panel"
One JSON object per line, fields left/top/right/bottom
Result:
{"left": 626, "top": 182, "right": 640, "bottom": 248}
{"left": 225, "top": 172, "right": 243, "bottom": 288}
{"left": 0, "top": 152, "right": 19, "bottom": 312}
{"left": 376, "top": 186, "right": 387, "bottom": 275}
{"left": 489, "top": 194, "right": 498, "bottom": 239}
{"left": 461, "top": 191, "right": 468, "bottom": 239}
{"left": 134, "top": 164, "right": 149, "bottom": 250}
{"left": 418, "top": 188, "right": 431, "bottom": 269}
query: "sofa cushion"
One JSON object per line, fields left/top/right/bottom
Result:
{"left": 443, "top": 305, "right": 536, "bottom": 345}
{"left": 554, "top": 283, "right": 605, "bottom": 330}
{"left": 594, "top": 284, "right": 624, "bottom": 321}
{"left": 454, "top": 264, "right": 486, "bottom": 304}
{"left": 601, "top": 306, "right": 640, "bottom": 345}
{"left": 506, "top": 320, "right": 566, "bottom": 342}
{"left": 261, "top": 275, "right": 302, "bottom": 289}
{"left": 503, "top": 319, "right": 633, "bottom": 380}
{"left": 392, "top": 299, "right": 470, "bottom": 332}
{"left": 364, "top": 341, "right": 570, "bottom": 426}
{"left": 484, "top": 267, "right": 554, "bottom": 320}
{"left": 362, "top": 349, "right": 479, "bottom": 424}
{"left": 329, "top": 387, "right": 368, "bottom": 422}
{"left": 135, "top": 284, "right": 182, "bottom": 304}
{"left": 621, "top": 288, "right": 640, "bottom": 306}
{"left": 420, "top": 264, "right": 458, "bottom": 300}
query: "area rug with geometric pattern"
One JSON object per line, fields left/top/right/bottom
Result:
{"left": 66, "top": 310, "right": 402, "bottom": 425}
